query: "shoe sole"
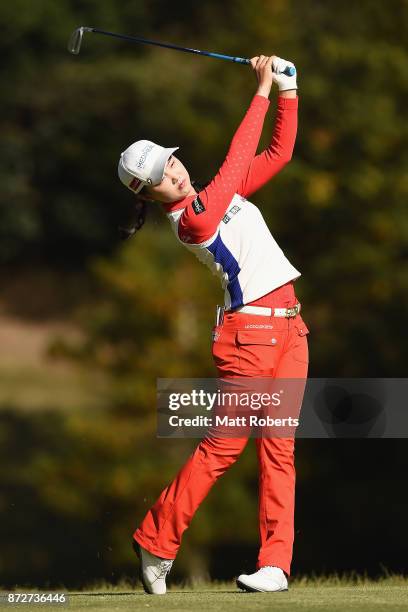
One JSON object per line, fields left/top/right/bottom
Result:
{"left": 236, "top": 578, "right": 288, "bottom": 593}
{"left": 133, "top": 540, "right": 152, "bottom": 595}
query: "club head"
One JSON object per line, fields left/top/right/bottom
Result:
{"left": 67, "top": 26, "right": 93, "bottom": 55}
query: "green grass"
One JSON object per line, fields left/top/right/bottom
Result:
{"left": 2, "top": 577, "right": 407, "bottom": 612}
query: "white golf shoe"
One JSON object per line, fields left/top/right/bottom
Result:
{"left": 236, "top": 566, "right": 288, "bottom": 592}
{"left": 134, "top": 541, "right": 173, "bottom": 595}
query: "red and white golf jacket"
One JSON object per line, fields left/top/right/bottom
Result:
{"left": 163, "top": 95, "right": 300, "bottom": 310}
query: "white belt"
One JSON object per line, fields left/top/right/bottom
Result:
{"left": 234, "top": 303, "right": 301, "bottom": 318}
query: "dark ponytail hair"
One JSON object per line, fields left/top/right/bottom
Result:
{"left": 118, "top": 180, "right": 208, "bottom": 240}
{"left": 118, "top": 192, "right": 148, "bottom": 240}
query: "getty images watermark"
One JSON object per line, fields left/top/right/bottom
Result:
{"left": 157, "top": 378, "right": 408, "bottom": 438}
{"left": 166, "top": 387, "right": 298, "bottom": 425}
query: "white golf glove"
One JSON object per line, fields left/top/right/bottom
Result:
{"left": 272, "top": 56, "right": 297, "bottom": 91}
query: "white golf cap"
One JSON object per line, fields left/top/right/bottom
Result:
{"left": 118, "top": 139, "right": 179, "bottom": 194}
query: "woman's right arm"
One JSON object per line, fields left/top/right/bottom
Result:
{"left": 177, "top": 57, "right": 274, "bottom": 245}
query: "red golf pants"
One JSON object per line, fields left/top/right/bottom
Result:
{"left": 133, "top": 297, "right": 309, "bottom": 576}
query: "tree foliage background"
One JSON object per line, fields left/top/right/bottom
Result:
{"left": 0, "top": 0, "right": 407, "bottom": 588}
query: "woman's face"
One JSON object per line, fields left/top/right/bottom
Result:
{"left": 144, "top": 155, "right": 197, "bottom": 203}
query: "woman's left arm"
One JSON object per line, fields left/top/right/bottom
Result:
{"left": 237, "top": 90, "right": 298, "bottom": 199}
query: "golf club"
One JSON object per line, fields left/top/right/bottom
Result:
{"left": 67, "top": 26, "right": 296, "bottom": 76}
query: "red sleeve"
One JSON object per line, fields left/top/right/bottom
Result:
{"left": 177, "top": 94, "right": 270, "bottom": 244}
{"left": 237, "top": 96, "right": 298, "bottom": 199}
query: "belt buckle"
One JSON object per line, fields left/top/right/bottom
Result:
{"left": 286, "top": 304, "right": 299, "bottom": 318}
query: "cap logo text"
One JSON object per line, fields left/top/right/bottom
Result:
{"left": 137, "top": 143, "right": 154, "bottom": 168}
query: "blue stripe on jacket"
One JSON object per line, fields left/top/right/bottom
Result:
{"left": 206, "top": 233, "right": 243, "bottom": 308}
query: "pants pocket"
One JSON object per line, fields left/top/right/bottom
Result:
{"left": 212, "top": 327, "right": 238, "bottom": 373}
{"left": 236, "top": 329, "right": 286, "bottom": 375}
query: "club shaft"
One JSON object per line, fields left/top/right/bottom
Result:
{"left": 74, "top": 27, "right": 295, "bottom": 76}
{"left": 91, "top": 28, "right": 249, "bottom": 65}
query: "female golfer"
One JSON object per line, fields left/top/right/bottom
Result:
{"left": 118, "top": 55, "right": 309, "bottom": 594}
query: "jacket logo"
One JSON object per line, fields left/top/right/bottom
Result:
{"left": 222, "top": 205, "right": 241, "bottom": 224}
{"left": 192, "top": 196, "right": 206, "bottom": 215}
